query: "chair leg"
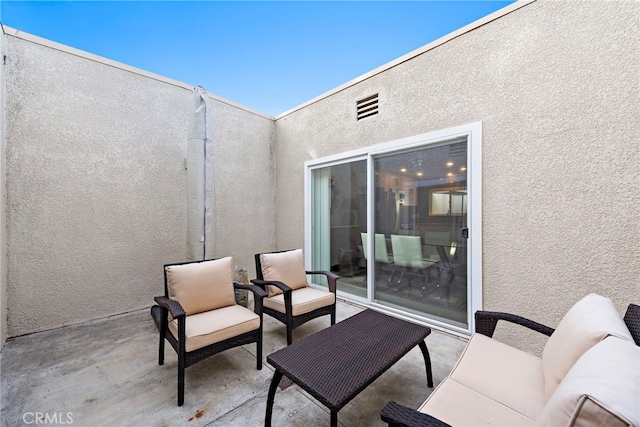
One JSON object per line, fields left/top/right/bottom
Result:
{"left": 388, "top": 266, "right": 396, "bottom": 282}
{"left": 286, "top": 326, "right": 293, "bottom": 346}
{"left": 331, "top": 307, "right": 336, "bottom": 325}
{"left": 421, "top": 269, "right": 430, "bottom": 289}
{"left": 158, "top": 334, "right": 165, "bottom": 365}
{"left": 257, "top": 337, "right": 263, "bottom": 370}
{"left": 397, "top": 268, "right": 405, "bottom": 283}
{"left": 158, "top": 308, "right": 166, "bottom": 366}
{"left": 178, "top": 355, "right": 185, "bottom": 406}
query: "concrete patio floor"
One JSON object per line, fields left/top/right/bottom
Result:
{"left": 0, "top": 299, "right": 467, "bottom": 426}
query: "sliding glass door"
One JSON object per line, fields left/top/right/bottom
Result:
{"left": 307, "top": 123, "right": 481, "bottom": 333}
{"left": 310, "top": 160, "right": 368, "bottom": 298}
{"left": 372, "top": 140, "right": 468, "bottom": 328}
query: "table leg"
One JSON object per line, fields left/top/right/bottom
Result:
{"left": 265, "top": 371, "right": 283, "bottom": 427}
{"left": 330, "top": 410, "right": 338, "bottom": 427}
{"left": 419, "top": 341, "right": 434, "bottom": 387}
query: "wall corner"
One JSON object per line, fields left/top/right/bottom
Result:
{"left": 0, "top": 28, "right": 8, "bottom": 349}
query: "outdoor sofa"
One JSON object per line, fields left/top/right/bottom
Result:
{"left": 381, "top": 294, "right": 640, "bottom": 426}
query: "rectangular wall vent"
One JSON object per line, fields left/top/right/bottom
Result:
{"left": 356, "top": 94, "right": 379, "bottom": 120}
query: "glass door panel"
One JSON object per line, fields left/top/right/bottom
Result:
{"left": 372, "top": 140, "right": 468, "bottom": 328}
{"left": 310, "top": 160, "right": 367, "bottom": 298}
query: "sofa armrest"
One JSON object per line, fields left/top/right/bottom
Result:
{"left": 381, "top": 401, "right": 451, "bottom": 427}
{"left": 623, "top": 303, "right": 640, "bottom": 346}
{"left": 475, "top": 310, "right": 554, "bottom": 338}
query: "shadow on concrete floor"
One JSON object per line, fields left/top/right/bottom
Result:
{"left": 0, "top": 300, "right": 467, "bottom": 427}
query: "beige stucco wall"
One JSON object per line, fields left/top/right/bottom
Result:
{"left": 274, "top": 0, "right": 639, "bottom": 352}
{"left": 207, "top": 99, "right": 276, "bottom": 273}
{"left": 3, "top": 32, "right": 274, "bottom": 337}
{"left": 1, "top": 0, "right": 637, "bottom": 350}
{"left": 0, "top": 31, "right": 7, "bottom": 347}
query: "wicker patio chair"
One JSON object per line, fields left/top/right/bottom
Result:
{"left": 150, "top": 256, "right": 267, "bottom": 406}
{"left": 251, "top": 249, "right": 338, "bottom": 345}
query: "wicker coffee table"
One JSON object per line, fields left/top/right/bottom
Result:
{"left": 265, "top": 309, "right": 433, "bottom": 426}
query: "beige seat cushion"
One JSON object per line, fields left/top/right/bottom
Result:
{"left": 169, "top": 305, "right": 260, "bottom": 352}
{"left": 260, "top": 249, "right": 308, "bottom": 297}
{"left": 263, "top": 286, "right": 335, "bottom": 316}
{"left": 449, "top": 333, "right": 546, "bottom": 420}
{"left": 542, "top": 294, "right": 634, "bottom": 399}
{"left": 537, "top": 336, "right": 639, "bottom": 427}
{"left": 420, "top": 378, "right": 536, "bottom": 426}
{"left": 166, "top": 257, "right": 236, "bottom": 315}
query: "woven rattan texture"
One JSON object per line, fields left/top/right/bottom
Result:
{"left": 475, "top": 311, "right": 554, "bottom": 337}
{"left": 152, "top": 258, "right": 266, "bottom": 406}
{"left": 253, "top": 250, "right": 339, "bottom": 345}
{"left": 381, "top": 401, "right": 452, "bottom": 427}
{"left": 623, "top": 303, "right": 640, "bottom": 346}
{"left": 268, "top": 309, "right": 430, "bottom": 411}
{"left": 264, "top": 304, "right": 334, "bottom": 329}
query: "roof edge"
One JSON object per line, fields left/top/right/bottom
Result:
{"left": 1, "top": 24, "right": 274, "bottom": 120}
{"left": 274, "top": 0, "right": 536, "bottom": 120}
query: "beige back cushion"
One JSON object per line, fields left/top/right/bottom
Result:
{"left": 260, "top": 249, "right": 308, "bottom": 297}
{"left": 166, "top": 257, "right": 236, "bottom": 315}
{"left": 542, "top": 293, "right": 633, "bottom": 399}
{"left": 537, "top": 336, "right": 639, "bottom": 427}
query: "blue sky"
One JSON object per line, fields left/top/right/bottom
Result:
{"left": 1, "top": 1, "right": 515, "bottom": 115}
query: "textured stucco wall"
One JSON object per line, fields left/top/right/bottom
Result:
{"left": 3, "top": 0, "right": 638, "bottom": 350}
{"left": 0, "top": 32, "right": 7, "bottom": 348}
{"left": 4, "top": 34, "right": 274, "bottom": 337}
{"left": 274, "top": 0, "right": 639, "bottom": 351}
{"left": 207, "top": 99, "right": 276, "bottom": 275}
